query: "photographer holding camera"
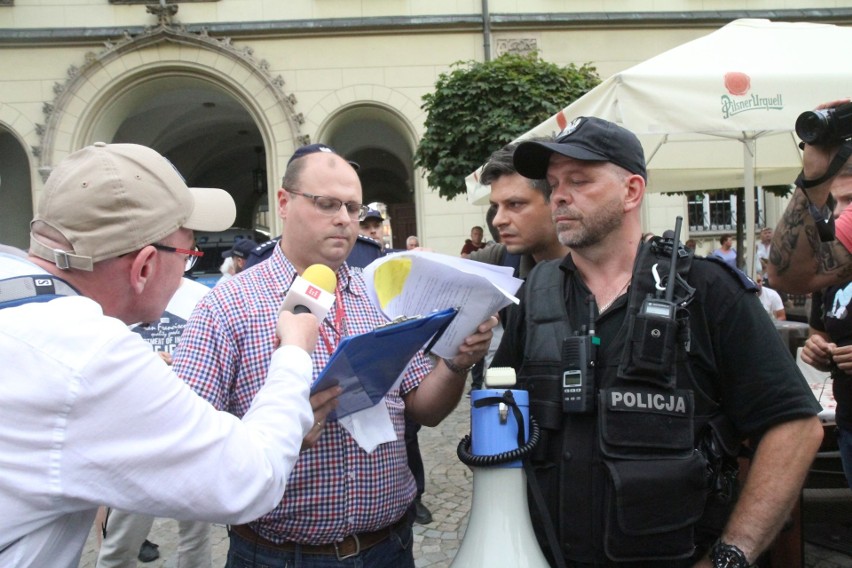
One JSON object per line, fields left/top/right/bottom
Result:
{"left": 771, "top": 99, "right": 852, "bottom": 521}
{"left": 768, "top": 99, "right": 852, "bottom": 293}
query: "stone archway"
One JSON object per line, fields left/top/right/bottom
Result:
{"left": 0, "top": 126, "right": 34, "bottom": 249}
{"left": 33, "top": 24, "right": 305, "bottom": 238}
{"left": 315, "top": 98, "right": 422, "bottom": 249}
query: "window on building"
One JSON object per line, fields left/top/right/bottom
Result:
{"left": 687, "top": 188, "right": 766, "bottom": 232}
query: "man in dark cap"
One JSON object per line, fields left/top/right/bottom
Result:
{"left": 359, "top": 208, "right": 384, "bottom": 242}
{"left": 222, "top": 238, "right": 258, "bottom": 275}
{"left": 492, "top": 117, "right": 822, "bottom": 567}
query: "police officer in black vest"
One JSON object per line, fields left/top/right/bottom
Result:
{"left": 492, "top": 117, "right": 823, "bottom": 567}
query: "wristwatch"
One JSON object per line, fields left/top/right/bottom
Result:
{"left": 710, "top": 540, "right": 755, "bottom": 568}
{"left": 441, "top": 356, "right": 475, "bottom": 376}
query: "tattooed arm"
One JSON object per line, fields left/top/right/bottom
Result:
{"left": 768, "top": 186, "right": 852, "bottom": 293}
{"left": 768, "top": 99, "right": 852, "bottom": 293}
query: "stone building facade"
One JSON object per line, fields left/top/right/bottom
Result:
{"left": 1, "top": 1, "right": 850, "bottom": 259}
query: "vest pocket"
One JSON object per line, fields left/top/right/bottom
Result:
{"left": 599, "top": 387, "right": 695, "bottom": 459}
{"left": 603, "top": 453, "right": 707, "bottom": 561}
{"left": 598, "top": 387, "right": 708, "bottom": 560}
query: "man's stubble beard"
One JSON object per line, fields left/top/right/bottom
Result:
{"left": 555, "top": 194, "right": 624, "bottom": 250}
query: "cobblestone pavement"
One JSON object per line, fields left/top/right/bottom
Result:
{"left": 79, "top": 399, "right": 851, "bottom": 567}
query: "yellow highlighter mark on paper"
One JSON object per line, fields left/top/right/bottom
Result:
{"left": 373, "top": 258, "right": 413, "bottom": 310}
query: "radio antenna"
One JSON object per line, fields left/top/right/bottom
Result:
{"left": 665, "top": 216, "right": 682, "bottom": 303}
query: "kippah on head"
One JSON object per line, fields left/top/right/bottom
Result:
{"left": 30, "top": 142, "right": 235, "bottom": 271}
{"left": 512, "top": 117, "right": 647, "bottom": 182}
{"left": 287, "top": 143, "right": 360, "bottom": 170}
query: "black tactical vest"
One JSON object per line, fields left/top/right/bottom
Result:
{"left": 517, "top": 239, "right": 738, "bottom": 565}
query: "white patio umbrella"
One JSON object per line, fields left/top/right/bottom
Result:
{"left": 465, "top": 18, "right": 852, "bottom": 277}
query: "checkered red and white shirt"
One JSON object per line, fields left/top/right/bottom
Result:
{"left": 173, "top": 244, "right": 431, "bottom": 544}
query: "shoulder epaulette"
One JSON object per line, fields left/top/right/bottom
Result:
{"left": 355, "top": 235, "right": 383, "bottom": 250}
{"left": 698, "top": 256, "right": 758, "bottom": 292}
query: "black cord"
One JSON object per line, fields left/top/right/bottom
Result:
{"left": 456, "top": 390, "right": 540, "bottom": 467}
{"left": 795, "top": 142, "right": 852, "bottom": 190}
{"left": 456, "top": 418, "right": 541, "bottom": 466}
{"left": 101, "top": 507, "right": 111, "bottom": 539}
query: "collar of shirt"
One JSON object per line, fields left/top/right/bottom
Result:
{"left": 268, "top": 244, "right": 363, "bottom": 302}
{"left": 557, "top": 253, "right": 630, "bottom": 323}
{"left": 0, "top": 254, "right": 48, "bottom": 279}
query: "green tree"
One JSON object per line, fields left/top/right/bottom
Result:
{"left": 414, "top": 52, "right": 600, "bottom": 200}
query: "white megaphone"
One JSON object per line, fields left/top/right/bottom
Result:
{"left": 450, "top": 367, "right": 551, "bottom": 568}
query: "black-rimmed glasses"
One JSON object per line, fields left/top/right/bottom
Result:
{"left": 286, "top": 189, "right": 368, "bottom": 221}
{"left": 152, "top": 244, "right": 203, "bottom": 272}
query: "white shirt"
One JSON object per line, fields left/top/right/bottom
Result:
{"left": 0, "top": 254, "right": 314, "bottom": 568}
{"left": 758, "top": 285, "right": 785, "bottom": 319}
{"left": 755, "top": 241, "right": 771, "bottom": 277}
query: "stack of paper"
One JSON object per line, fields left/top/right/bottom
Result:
{"left": 363, "top": 250, "right": 524, "bottom": 359}
{"left": 311, "top": 251, "right": 524, "bottom": 449}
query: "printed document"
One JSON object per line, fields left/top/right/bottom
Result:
{"left": 362, "top": 250, "right": 523, "bottom": 358}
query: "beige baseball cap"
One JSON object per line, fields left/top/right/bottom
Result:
{"left": 30, "top": 142, "right": 236, "bottom": 271}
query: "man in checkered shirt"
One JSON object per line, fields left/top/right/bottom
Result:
{"left": 172, "top": 144, "right": 496, "bottom": 567}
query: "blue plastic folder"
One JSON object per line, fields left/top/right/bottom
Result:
{"left": 311, "top": 307, "right": 458, "bottom": 418}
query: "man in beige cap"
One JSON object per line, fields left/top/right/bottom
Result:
{"left": 0, "top": 142, "right": 338, "bottom": 568}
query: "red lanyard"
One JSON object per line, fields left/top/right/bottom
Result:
{"left": 319, "top": 286, "right": 345, "bottom": 354}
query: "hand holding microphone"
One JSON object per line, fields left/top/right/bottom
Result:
{"left": 275, "top": 264, "right": 338, "bottom": 351}
{"left": 280, "top": 264, "right": 337, "bottom": 320}
{"left": 279, "top": 264, "right": 342, "bottom": 450}
{"left": 276, "top": 312, "right": 320, "bottom": 353}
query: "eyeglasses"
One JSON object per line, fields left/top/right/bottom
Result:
{"left": 286, "top": 189, "right": 368, "bottom": 221}
{"left": 152, "top": 244, "right": 203, "bottom": 272}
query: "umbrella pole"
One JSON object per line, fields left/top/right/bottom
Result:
{"left": 744, "top": 138, "right": 757, "bottom": 280}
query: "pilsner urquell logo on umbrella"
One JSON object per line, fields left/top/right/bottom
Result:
{"left": 720, "top": 71, "right": 783, "bottom": 119}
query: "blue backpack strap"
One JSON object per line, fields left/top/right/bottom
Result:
{"left": 0, "top": 274, "right": 79, "bottom": 309}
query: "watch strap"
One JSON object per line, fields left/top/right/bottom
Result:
{"left": 711, "top": 539, "right": 755, "bottom": 568}
{"left": 441, "top": 356, "right": 475, "bottom": 376}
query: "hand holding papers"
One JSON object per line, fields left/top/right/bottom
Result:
{"left": 310, "top": 251, "right": 521, "bottom": 451}
{"left": 362, "top": 250, "right": 524, "bottom": 359}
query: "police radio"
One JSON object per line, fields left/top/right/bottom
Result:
{"left": 562, "top": 296, "right": 599, "bottom": 413}
{"left": 629, "top": 219, "right": 683, "bottom": 377}
{"left": 631, "top": 297, "right": 677, "bottom": 374}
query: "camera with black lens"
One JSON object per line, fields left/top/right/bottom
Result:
{"left": 795, "top": 101, "right": 852, "bottom": 145}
